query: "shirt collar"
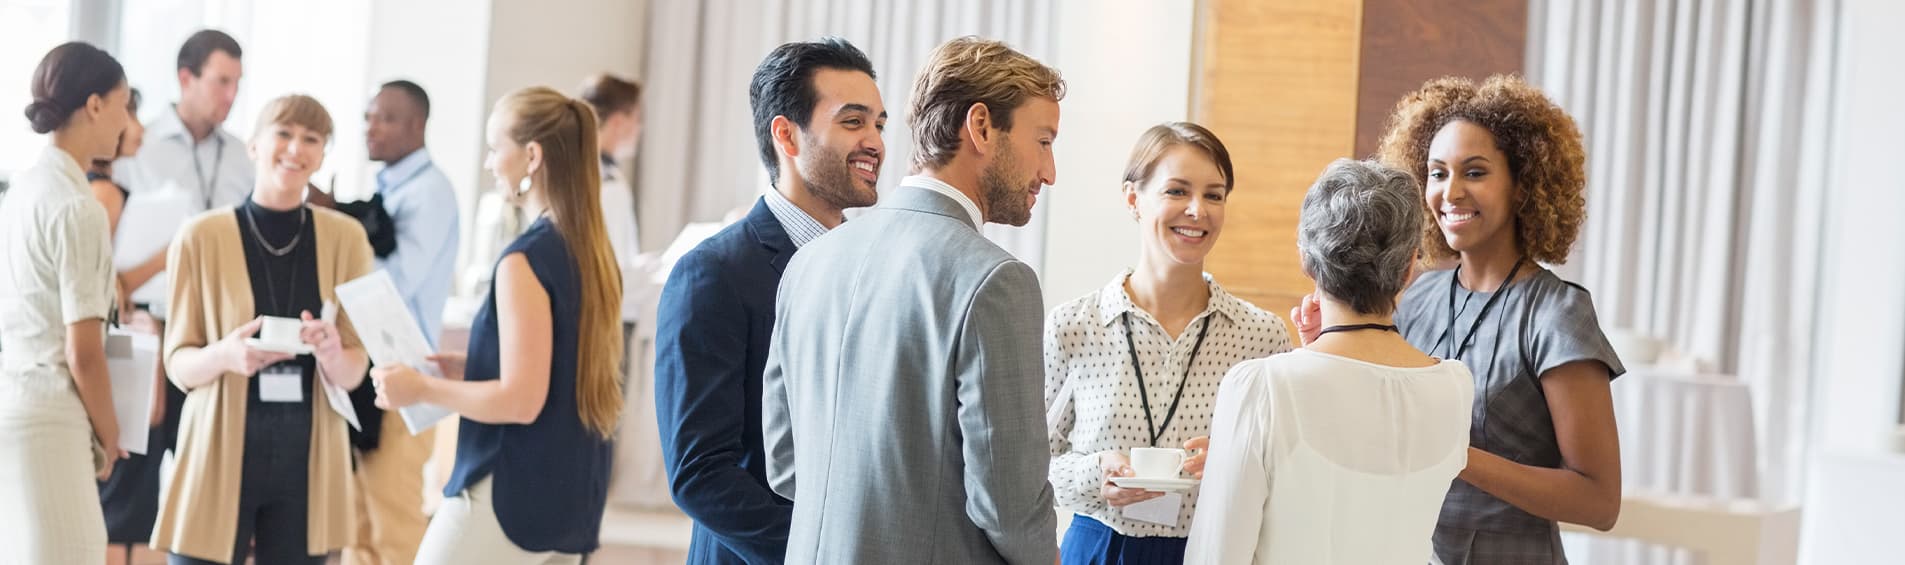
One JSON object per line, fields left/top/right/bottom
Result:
{"left": 1094, "top": 269, "right": 1248, "bottom": 328}
{"left": 377, "top": 147, "right": 433, "bottom": 191}
{"left": 762, "top": 186, "right": 830, "bottom": 248}
{"left": 899, "top": 175, "right": 983, "bottom": 229}
{"left": 146, "top": 106, "right": 196, "bottom": 144}
{"left": 148, "top": 105, "right": 236, "bottom": 148}
{"left": 37, "top": 145, "right": 88, "bottom": 193}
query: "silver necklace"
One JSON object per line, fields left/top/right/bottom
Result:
{"left": 242, "top": 204, "right": 306, "bottom": 257}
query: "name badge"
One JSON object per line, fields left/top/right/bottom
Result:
{"left": 259, "top": 365, "right": 304, "bottom": 403}
{"left": 1123, "top": 492, "right": 1184, "bottom": 527}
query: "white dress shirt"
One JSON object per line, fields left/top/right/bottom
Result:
{"left": 110, "top": 107, "right": 255, "bottom": 315}
{"left": 601, "top": 156, "right": 642, "bottom": 322}
{"left": 1185, "top": 350, "right": 1473, "bottom": 564}
{"left": 376, "top": 148, "right": 459, "bottom": 347}
{"left": 1, "top": 146, "right": 114, "bottom": 385}
{"left": 1043, "top": 270, "right": 1293, "bottom": 538}
{"left": 900, "top": 175, "right": 982, "bottom": 228}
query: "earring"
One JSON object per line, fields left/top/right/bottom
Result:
{"left": 517, "top": 176, "right": 532, "bottom": 196}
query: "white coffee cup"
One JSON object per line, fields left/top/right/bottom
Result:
{"left": 259, "top": 316, "right": 304, "bottom": 346}
{"left": 1129, "top": 447, "right": 1186, "bottom": 479}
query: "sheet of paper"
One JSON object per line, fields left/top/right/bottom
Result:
{"left": 1122, "top": 492, "right": 1184, "bottom": 527}
{"left": 336, "top": 270, "right": 452, "bottom": 435}
{"left": 318, "top": 302, "right": 360, "bottom": 431}
{"left": 105, "top": 330, "right": 156, "bottom": 454}
{"left": 112, "top": 183, "right": 196, "bottom": 305}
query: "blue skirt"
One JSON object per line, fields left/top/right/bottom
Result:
{"left": 1059, "top": 515, "right": 1187, "bottom": 565}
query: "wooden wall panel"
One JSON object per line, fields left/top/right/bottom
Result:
{"left": 1354, "top": 0, "right": 1526, "bottom": 158}
{"left": 1196, "top": 0, "right": 1365, "bottom": 318}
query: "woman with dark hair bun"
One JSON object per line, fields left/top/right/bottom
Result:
{"left": 0, "top": 40, "right": 133, "bottom": 565}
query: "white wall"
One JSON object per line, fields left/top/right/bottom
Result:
{"left": 1809, "top": 0, "right": 1905, "bottom": 457}
{"left": 1801, "top": 0, "right": 1905, "bottom": 561}
{"left": 1040, "top": 0, "right": 1198, "bottom": 307}
{"left": 483, "top": 0, "right": 647, "bottom": 134}
{"left": 363, "top": 0, "right": 493, "bottom": 204}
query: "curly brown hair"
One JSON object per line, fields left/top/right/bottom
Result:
{"left": 1374, "top": 74, "right": 1587, "bottom": 264}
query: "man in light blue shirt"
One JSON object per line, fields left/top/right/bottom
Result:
{"left": 341, "top": 79, "right": 458, "bottom": 565}
{"left": 365, "top": 80, "right": 458, "bottom": 348}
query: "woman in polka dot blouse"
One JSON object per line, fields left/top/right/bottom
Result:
{"left": 1043, "top": 122, "right": 1294, "bottom": 564}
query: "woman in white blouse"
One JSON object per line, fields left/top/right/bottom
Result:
{"left": 1044, "top": 122, "right": 1292, "bottom": 564}
{"left": 1185, "top": 158, "right": 1474, "bottom": 564}
{"left": 0, "top": 41, "right": 134, "bottom": 564}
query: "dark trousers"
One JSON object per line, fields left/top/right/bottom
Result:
{"left": 1059, "top": 515, "right": 1188, "bottom": 565}
{"left": 169, "top": 402, "right": 325, "bottom": 565}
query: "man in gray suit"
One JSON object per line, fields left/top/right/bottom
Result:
{"left": 763, "top": 36, "right": 1065, "bottom": 565}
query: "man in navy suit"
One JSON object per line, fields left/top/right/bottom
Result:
{"left": 653, "top": 37, "right": 887, "bottom": 565}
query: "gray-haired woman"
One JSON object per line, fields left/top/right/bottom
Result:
{"left": 1185, "top": 159, "right": 1474, "bottom": 565}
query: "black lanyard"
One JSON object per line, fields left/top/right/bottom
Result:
{"left": 1431, "top": 259, "right": 1525, "bottom": 361}
{"left": 1120, "top": 311, "right": 1211, "bottom": 447}
{"left": 190, "top": 136, "right": 225, "bottom": 210}
{"left": 1432, "top": 259, "right": 1525, "bottom": 446}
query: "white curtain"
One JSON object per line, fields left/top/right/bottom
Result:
{"left": 1529, "top": 0, "right": 1837, "bottom": 512}
{"left": 636, "top": 0, "right": 1056, "bottom": 267}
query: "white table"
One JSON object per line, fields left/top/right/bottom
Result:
{"left": 1575, "top": 366, "right": 1765, "bottom": 564}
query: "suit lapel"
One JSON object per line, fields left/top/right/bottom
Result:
{"left": 744, "top": 198, "right": 799, "bottom": 273}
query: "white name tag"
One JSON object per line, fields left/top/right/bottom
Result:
{"left": 1123, "top": 492, "right": 1184, "bottom": 527}
{"left": 259, "top": 365, "right": 304, "bottom": 403}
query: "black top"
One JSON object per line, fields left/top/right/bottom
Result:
{"left": 446, "top": 216, "right": 610, "bottom": 553}
{"left": 235, "top": 200, "right": 318, "bottom": 432}
{"left": 86, "top": 171, "right": 129, "bottom": 202}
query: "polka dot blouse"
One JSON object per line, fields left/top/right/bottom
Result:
{"left": 1043, "top": 270, "right": 1294, "bottom": 538}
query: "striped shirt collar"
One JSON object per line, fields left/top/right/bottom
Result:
{"left": 36, "top": 145, "right": 88, "bottom": 193}
{"left": 762, "top": 187, "right": 830, "bottom": 248}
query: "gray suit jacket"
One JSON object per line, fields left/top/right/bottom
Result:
{"left": 763, "top": 184, "right": 1056, "bottom": 564}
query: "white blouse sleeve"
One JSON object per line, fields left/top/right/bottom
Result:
{"left": 1185, "top": 361, "right": 1274, "bottom": 565}
{"left": 1045, "top": 310, "right": 1105, "bottom": 510}
{"left": 55, "top": 199, "right": 113, "bottom": 325}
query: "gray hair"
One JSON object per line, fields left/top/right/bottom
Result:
{"left": 1297, "top": 158, "right": 1423, "bottom": 315}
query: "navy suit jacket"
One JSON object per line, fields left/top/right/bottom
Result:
{"left": 654, "top": 198, "right": 796, "bottom": 564}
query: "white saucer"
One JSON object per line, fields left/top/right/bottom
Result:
{"left": 1110, "top": 476, "right": 1199, "bottom": 493}
{"left": 245, "top": 338, "right": 313, "bottom": 355}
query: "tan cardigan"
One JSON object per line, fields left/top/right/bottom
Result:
{"left": 153, "top": 206, "right": 373, "bottom": 561}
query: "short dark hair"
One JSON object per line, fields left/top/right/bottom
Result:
{"left": 177, "top": 29, "right": 242, "bottom": 76}
{"left": 380, "top": 79, "right": 431, "bottom": 120}
{"left": 25, "top": 42, "right": 125, "bottom": 134}
{"left": 577, "top": 73, "right": 641, "bottom": 123}
{"left": 747, "top": 37, "right": 875, "bottom": 185}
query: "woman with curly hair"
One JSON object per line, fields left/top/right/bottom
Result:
{"left": 1294, "top": 74, "right": 1624, "bottom": 563}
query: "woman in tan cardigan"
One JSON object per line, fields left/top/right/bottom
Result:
{"left": 154, "top": 94, "right": 373, "bottom": 565}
